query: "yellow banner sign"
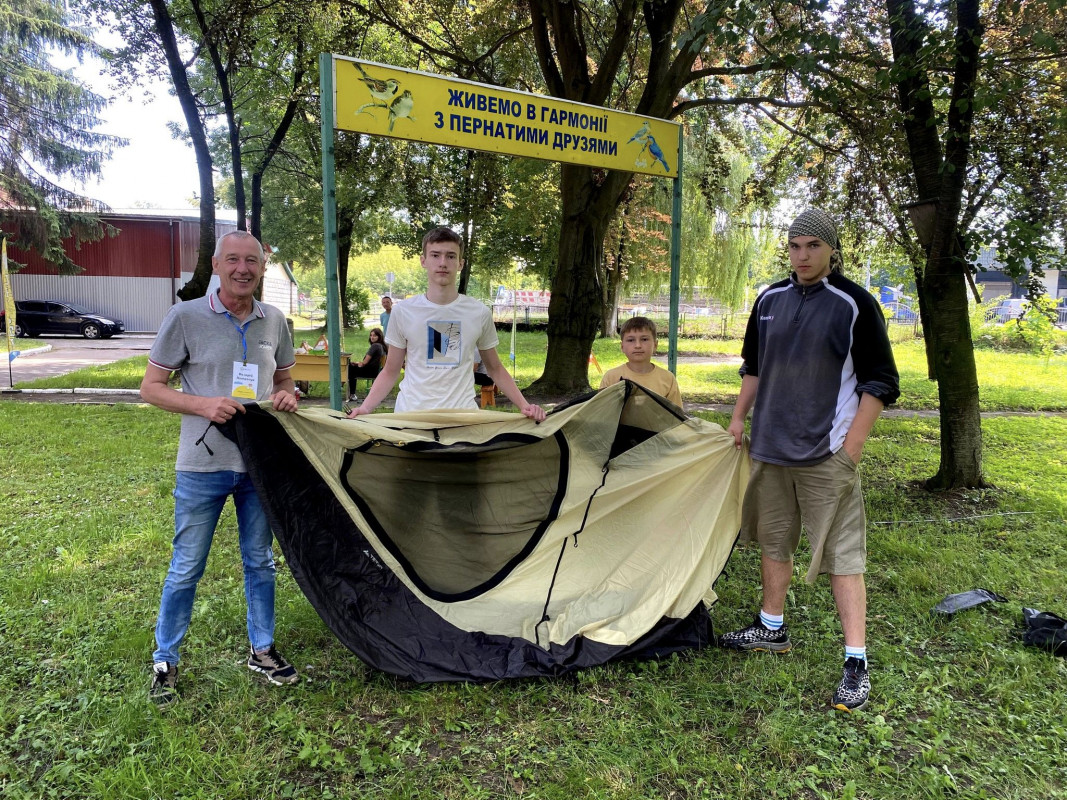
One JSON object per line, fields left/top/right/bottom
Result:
{"left": 333, "top": 57, "right": 680, "bottom": 179}
{"left": 2, "top": 237, "right": 17, "bottom": 360}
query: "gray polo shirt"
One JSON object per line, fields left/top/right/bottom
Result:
{"left": 149, "top": 291, "right": 295, "bottom": 472}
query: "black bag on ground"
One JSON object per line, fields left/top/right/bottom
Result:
{"left": 1021, "top": 608, "right": 1067, "bottom": 657}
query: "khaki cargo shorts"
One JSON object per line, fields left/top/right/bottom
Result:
{"left": 738, "top": 449, "right": 866, "bottom": 583}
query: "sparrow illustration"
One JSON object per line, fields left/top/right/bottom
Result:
{"left": 354, "top": 62, "right": 400, "bottom": 117}
{"left": 388, "top": 90, "right": 415, "bottom": 131}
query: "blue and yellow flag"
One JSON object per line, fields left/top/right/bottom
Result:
{"left": 2, "top": 237, "right": 19, "bottom": 363}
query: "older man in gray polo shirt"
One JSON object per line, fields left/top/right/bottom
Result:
{"left": 141, "top": 230, "right": 300, "bottom": 704}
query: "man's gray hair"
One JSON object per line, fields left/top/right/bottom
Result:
{"left": 214, "top": 230, "right": 265, "bottom": 262}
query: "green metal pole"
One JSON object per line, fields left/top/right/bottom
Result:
{"left": 319, "top": 53, "right": 343, "bottom": 411}
{"left": 668, "top": 124, "right": 684, "bottom": 375}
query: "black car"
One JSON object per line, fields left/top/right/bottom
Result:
{"left": 0, "top": 300, "right": 125, "bottom": 339}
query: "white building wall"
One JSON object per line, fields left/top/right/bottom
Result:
{"left": 261, "top": 263, "right": 297, "bottom": 314}
{"left": 8, "top": 274, "right": 176, "bottom": 333}
{"left": 1042, "top": 270, "right": 1062, "bottom": 300}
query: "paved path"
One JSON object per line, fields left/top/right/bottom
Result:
{"left": 0, "top": 335, "right": 356, "bottom": 408}
{"left": 1, "top": 334, "right": 155, "bottom": 387}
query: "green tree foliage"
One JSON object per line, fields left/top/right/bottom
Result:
{"left": 678, "top": 115, "right": 778, "bottom": 311}
{"left": 87, "top": 0, "right": 326, "bottom": 297}
{"left": 347, "top": 245, "right": 425, "bottom": 298}
{"left": 684, "top": 0, "right": 1065, "bottom": 488}
{"left": 470, "top": 157, "right": 561, "bottom": 292}
{"left": 0, "top": 0, "right": 122, "bottom": 272}
{"left": 335, "top": 1, "right": 553, "bottom": 299}
{"left": 183, "top": 0, "right": 320, "bottom": 240}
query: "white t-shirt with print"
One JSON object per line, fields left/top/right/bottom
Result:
{"left": 385, "top": 294, "right": 499, "bottom": 412}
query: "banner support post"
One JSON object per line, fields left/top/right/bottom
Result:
{"left": 668, "top": 124, "right": 683, "bottom": 375}
{"left": 319, "top": 53, "right": 343, "bottom": 410}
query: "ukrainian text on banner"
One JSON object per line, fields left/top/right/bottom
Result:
{"left": 333, "top": 57, "right": 680, "bottom": 179}
{"left": 1, "top": 238, "right": 18, "bottom": 361}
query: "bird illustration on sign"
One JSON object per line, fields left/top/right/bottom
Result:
{"left": 627, "top": 121, "right": 650, "bottom": 145}
{"left": 627, "top": 122, "right": 670, "bottom": 172}
{"left": 353, "top": 62, "right": 400, "bottom": 117}
{"left": 388, "top": 90, "right": 416, "bottom": 131}
{"left": 351, "top": 63, "right": 417, "bottom": 132}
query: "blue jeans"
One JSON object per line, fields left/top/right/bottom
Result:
{"left": 153, "top": 471, "right": 276, "bottom": 664}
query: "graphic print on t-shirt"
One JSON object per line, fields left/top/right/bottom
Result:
{"left": 425, "top": 320, "right": 461, "bottom": 366}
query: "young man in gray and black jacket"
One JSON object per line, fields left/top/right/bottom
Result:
{"left": 721, "top": 208, "right": 900, "bottom": 713}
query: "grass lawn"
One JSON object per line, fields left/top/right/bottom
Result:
{"left": 10, "top": 328, "right": 1067, "bottom": 415}
{"left": 1, "top": 393, "right": 1066, "bottom": 797}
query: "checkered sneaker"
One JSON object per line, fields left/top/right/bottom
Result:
{"left": 718, "top": 616, "right": 792, "bottom": 653}
{"left": 833, "top": 657, "right": 871, "bottom": 712}
{"left": 247, "top": 645, "right": 299, "bottom": 685}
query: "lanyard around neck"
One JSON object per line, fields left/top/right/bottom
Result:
{"left": 224, "top": 312, "right": 251, "bottom": 365}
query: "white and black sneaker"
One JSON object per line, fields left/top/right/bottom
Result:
{"left": 247, "top": 645, "right": 299, "bottom": 685}
{"left": 719, "top": 616, "right": 792, "bottom": 653}
{"left": 833, "top": 657, "right": 871, "bottom": 712}
{"left": 149, "top": 661, "right": 178, "bottom": 705}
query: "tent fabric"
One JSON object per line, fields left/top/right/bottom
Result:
{"left": 229, "top": 381, "right": 750, "bottom": 682}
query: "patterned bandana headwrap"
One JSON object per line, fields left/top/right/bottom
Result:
{"left": 788, "top": 208, "right": 843, "bottom": 273}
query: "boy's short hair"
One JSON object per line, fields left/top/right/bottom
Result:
{"left": 421, "top": 226, "right": 463, "bottom": 255}
{"left": 619, "top": 316, "right": 657, "bottom": 339}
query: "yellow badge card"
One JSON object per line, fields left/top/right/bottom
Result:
{"left": 232, "top": 362, "right": 259, "bottom": 399}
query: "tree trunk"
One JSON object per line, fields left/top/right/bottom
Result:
{"left": 887, "top": 0, "right": 986, "bottom": 488}
{"left": 600, "top": 227, "right": 626, "bottom": 337}
{"left": 190, "top": 0, "right": 245, "bottom": 230}
{"left": 599, "top": 274, "right": 620, "bottom": 338}
{"left": 337, "top": 205, "right": 354, "bottom": 328}
{"left": 250, "top": 172, "right": 263, "bottom": 242}
{"left": 458, "top": 151, "right": 474, "bottom": 295}
{"left": 920, "top": 265, "right": 984, "bottom": 487}
{"left": 528, "top": 165, "right": 619, "bottom": 394}
{"left": 149, "top": 0, "right": 216, "bottom": 301}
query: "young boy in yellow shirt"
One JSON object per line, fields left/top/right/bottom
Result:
{"left": 599, "top": 316, "right": 682, "bottom": 407}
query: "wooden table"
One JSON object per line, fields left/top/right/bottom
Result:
{"left": 289, "top": 352, "right": 350, "bottom": 393}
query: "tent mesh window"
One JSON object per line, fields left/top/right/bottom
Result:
{"left": 342, "top": 434, "right": 567, "bottom": 599}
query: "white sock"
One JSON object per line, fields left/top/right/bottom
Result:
{"left": 845, "top": 646, "right": 867, "bottom": 664}
{"left": 760, "top": 610, "right": 784, "bottom": 631}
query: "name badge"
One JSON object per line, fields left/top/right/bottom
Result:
{"left": 232, "top": 361, "right": 259, "bottom": 399}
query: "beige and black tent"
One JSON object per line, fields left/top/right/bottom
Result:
{"left": 229, "top": 381, "right": 749, "bottom": 682}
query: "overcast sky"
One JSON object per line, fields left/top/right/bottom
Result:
{"left": 61, "top": 49, "right": 201, "bottom": 211}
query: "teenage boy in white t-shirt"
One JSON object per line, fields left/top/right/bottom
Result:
{"left": 347, "top": 227, "right": 546, "bottom": 420}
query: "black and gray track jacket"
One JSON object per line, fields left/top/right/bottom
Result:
{"left": 739, "top": 272, "right": 900, "bottom": 467}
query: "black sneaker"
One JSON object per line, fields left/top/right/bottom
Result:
{"left": 150, "top": 661, "right": 178, "bottom": 704}
{"left": 247, "top": 645, "right": 299, "bottom": 685}
{"left": 718, "top": 615, "right": 792, "bottom": 653}
{"left": 833, "top": 657, "right": 871, "bottom": 712}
